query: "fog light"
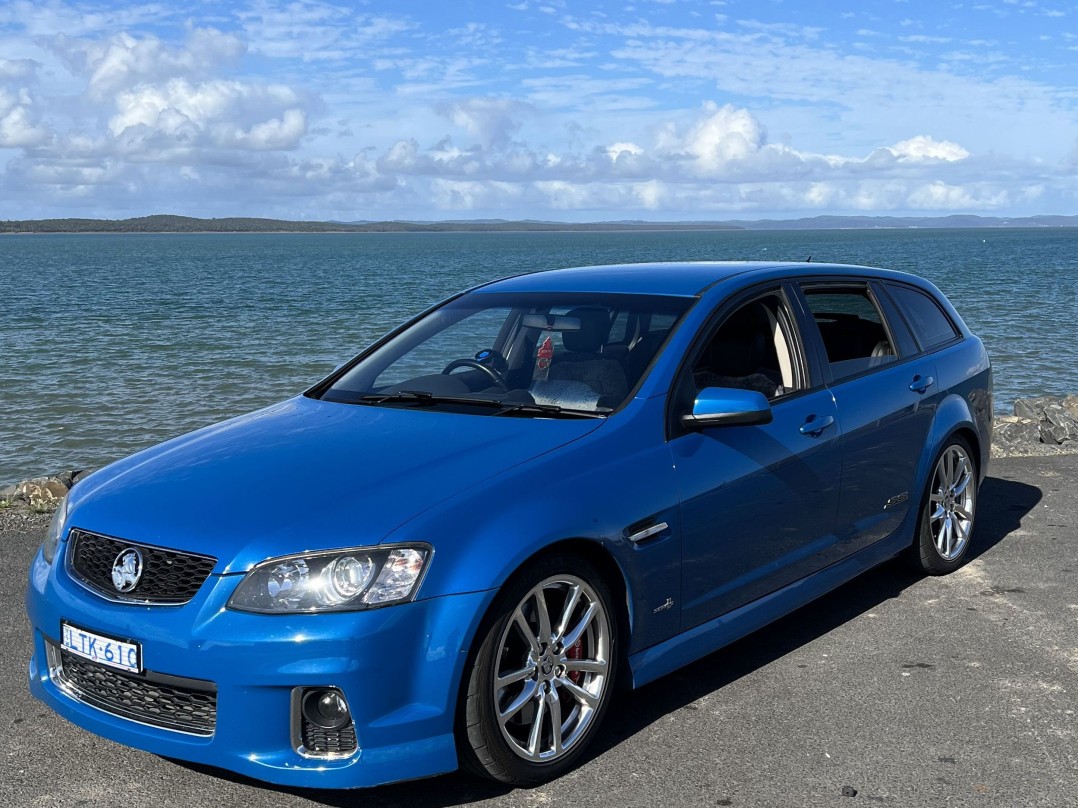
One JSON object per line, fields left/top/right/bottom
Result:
{"left": 301, "top": 688, "right": 351, "bottom": 730}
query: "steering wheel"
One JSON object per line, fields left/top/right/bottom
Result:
{"left": 442, "top": 358, "right": 509, "bottom": 391}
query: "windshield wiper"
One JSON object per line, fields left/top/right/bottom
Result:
{"left": 357, "top": 390, "right": 438, "bottom": 405}
{"left": 354, "top": 391, "right": 609, "bottom": 418}
{"left": 492, "top": 401, "right": 610, "bottom": 419}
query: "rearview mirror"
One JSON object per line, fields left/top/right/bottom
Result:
{"left": 681, "top": 387, "right": 773, "bottom": 430}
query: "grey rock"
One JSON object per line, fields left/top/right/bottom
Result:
{"left": 71, "top": 468, "right": 96, "bottom": 486}
{"left": 1063, "top": 394, "right": 1078, "bottom": 418}
{"left": 0, "top": 484, "right": 17, "bottom": 500}
{"left": 1044, "top": 405, "right": 1078, "bottom": 441}
{"left": 1014, "top": 396, "right": 1056, "bottom": 421}
{"left": 52, "top": 470, "right": 76, "bottom": 489}
{"left": 995, "top": 419, "right": 1042, "bottom": 448}
{"left": 1040, "top": 420, "right": 1070, "bottom": 445}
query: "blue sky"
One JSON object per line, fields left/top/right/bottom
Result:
{"left": 1, "top": 0, "right": 1076, "bottom": 220}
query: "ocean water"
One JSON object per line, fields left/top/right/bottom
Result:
{"left": 2, "top": 229, "right": 1076, "bottom": 484}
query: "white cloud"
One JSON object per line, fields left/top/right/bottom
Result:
{"left": 0, "top": 87, "right": 50, "bottom": 147}
{"left": 656, "top": 102, "right": 765, "bottom": 173}
{"left": 48, "top": 28, "right": 244, "bottom": 99}
{"left": 436, "top": 97, "right": 533, "bottom": 147}
{"left": 887, "top": 135, "right": 970, "bottom": 162}
{"left": 108, "top": 80, "right": 308, "bottom": 153}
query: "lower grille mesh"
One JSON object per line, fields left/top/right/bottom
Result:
{"left": 302, "top": 719, "right": 358, "bottom": 756}
{"left": 56, "top": 648, "right": 217, "bottom": 736}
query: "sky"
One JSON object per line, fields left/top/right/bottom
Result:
{"left": 1, "top": 0, "right": 1077, "bottom": 221}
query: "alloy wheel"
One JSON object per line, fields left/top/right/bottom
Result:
{"left": 492, "top": 575, "right": 611, "bottom": 763}
{"left": 927, "top": 443, "right": 976, "bottom": 561}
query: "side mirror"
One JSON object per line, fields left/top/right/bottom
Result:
{"left": 681, "top": 387, "right": 773, "bottom": 430}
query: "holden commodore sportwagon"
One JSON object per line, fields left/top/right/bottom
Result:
{"left": 27, "top": 261, "right": 992, "bottom": 789}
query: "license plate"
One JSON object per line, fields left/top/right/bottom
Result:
{"left": 61, "top": 622, "right": 141, "bottom": 674}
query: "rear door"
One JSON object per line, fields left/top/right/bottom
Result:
{"left": 796, "top": 281, "right": 939, "bottom": 557}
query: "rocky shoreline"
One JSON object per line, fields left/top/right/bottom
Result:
{"left": 2, "top": 396, "right": 1075, "bottom": 526}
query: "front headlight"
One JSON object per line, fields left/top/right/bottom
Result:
{"left": 227, "top": 544, "right": 431, "bottom": 613}
{"left": 41, "top": 495, "right": 69, "bottom": 565}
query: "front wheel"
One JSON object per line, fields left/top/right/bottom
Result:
{"left": 912, "top": 437, "right": 978, "bottom": 574}
{"left": 459, "top": 555, "right": 617, "bottom": 785}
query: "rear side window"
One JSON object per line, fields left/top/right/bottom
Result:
{"left": 801, "top": 285, "right": 896, "bottom": 382}
{"left": 887, "top": 285, "right": 959, "bottom": 350}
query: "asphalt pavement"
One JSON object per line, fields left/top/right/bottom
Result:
{"left": 3, "top": 455, "right": 1075, "bottom": 808}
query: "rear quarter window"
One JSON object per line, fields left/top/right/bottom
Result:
{"left": 886, "top": 285, "right": 959, "bottom": 350}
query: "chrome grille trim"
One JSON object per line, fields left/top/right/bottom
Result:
{"left": 66, "top": 528, "right": 216, "bottom": 605}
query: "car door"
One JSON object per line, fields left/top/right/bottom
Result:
{"left": 796, "top": 280, "right": 940, "bottom": 557}
{"left": 669, "top": 286, "right": 843, "bottom": 631}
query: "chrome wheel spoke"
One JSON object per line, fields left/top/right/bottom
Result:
{"left": 513, "top": 608, "right": 541, "bottom": 655}
{"left": 564, "top": 657, "right": 607, "bottom": 675}
{"left": 953, "top": 466, "right": 972, "bottom": 496}
{"left": 497, "top": 664, "right": 537, "bottom": 689}
{"left": 557, "top": 676, "right": 600, "bottom": 710}
{"left": 953, "top": 516, "right": 969, "bottom": 542}
{"left": 526, "top": 691, "right": 547, "bottom": 757}
{"left": 547, "top": 687, "right": 563, "bottom": 756}
{"left": 555, "top": 584, "right": 581, "bottom": 641}
{"left": 954, "top": 505, "right": 974, "bottom": 522}
{"left": 560, "top": 601, "right": 597, "bottom": 650}
{"left": 499, "top": 680, "right": 539, "bottom": 725}
{"left": 533, "top": 589, "right": 553, "bottom": 645}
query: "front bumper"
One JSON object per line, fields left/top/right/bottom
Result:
{"left": 26, "top": 547, "right": 493, "bottom": 789}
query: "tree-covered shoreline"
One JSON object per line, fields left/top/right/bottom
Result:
{"left": 3, "top": 213, "right": 1078, "bottom": 234}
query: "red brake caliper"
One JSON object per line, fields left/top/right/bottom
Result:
{"left": 566, "top": 639, "right": 583, "bottom": 683}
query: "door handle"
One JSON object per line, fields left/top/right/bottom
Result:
{"left": 799, "top": 414, "right": 835, "bottom": 437}
{"left": 909, "top": 375, "right": 935, "bottom": 394}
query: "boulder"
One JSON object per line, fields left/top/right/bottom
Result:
{"left": 994, "top": 419, "right": 1042, "bottom": 449}
{"left": 1063, "top": 394, "right": 1078, "bottom": 419}
{"left": 15, "top": 478, "right": 68, "bottom": 502}
{"left": 72, "top": 468, "right": 95, "bottom": 486}
{"left": 1044, "top": 404, "right": 1078, "bottom": 440}
{"left": 0, "top": 484, "right": 17, "bottom": 500}
{"left": 1013, "top": 397, "right": 1056, "bottom": 421}
{"left": 1040, "top": 420, "right": 1070, "bottom": 445}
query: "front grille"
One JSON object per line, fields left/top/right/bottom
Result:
{"left": 302, "top": 719, "right": 358, "bottom": 756}
{"left": 52, "top": 646, "right": 217, "bottom": 736}
{"left": 68, "top": 529, "right": 216, "bottom": 604}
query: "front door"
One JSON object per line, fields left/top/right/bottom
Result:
{"left": 670, "top": 290, "right": 843, "bottom": 630}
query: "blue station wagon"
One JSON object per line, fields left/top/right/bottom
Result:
{"left": 26, "top": 261, "right": 992, "bottom": 788}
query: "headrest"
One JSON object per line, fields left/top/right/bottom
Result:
{"left": 562, "top": 307, "right": 611, "bottom": 353}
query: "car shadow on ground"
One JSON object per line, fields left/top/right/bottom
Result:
{"left": 168, "top": 474, "right": 1041, "bottom": 808}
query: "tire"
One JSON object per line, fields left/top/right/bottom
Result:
{"left": 911, "top": 436, "right": 978, "bottom": 574}
{"left": 459, "top": 554, "right": 618, "bottom": 786}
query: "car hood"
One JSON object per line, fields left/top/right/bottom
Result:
{"left": 67, "top": 395, "right": 605, "bottom": 573}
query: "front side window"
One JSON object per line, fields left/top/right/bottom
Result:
{"left": 886, "top": 284, "right": 959, "bottom": 350}
{"left": 801, "top": 285, "right": 896, "bottom": 382}
{"left": 320, "top": 292, "right": 693, "bottom": 415}
{"left": 690, "top": 292, "right": 803, "bottom": 400}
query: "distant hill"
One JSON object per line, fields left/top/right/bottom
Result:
{"left": 2, "top": 213, "right": 1077, "bottom": 234}
{"left": 727, "top": 214, "right": 1078, "bottom": 230}
{"left": 0, "top": 215, "right": 741, "bottom": 234}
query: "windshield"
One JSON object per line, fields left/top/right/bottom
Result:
{"left": 318, "top": 291, "right": 694, "bottom": 415}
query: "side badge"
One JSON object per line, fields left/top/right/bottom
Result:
{"left": 652, "top": 597, "right": 674, "bottom": 614}
{"left": 884, "top": 492, "right": 909, "bottom": 510}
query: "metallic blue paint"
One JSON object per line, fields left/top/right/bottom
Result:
{"left": 26, "top": 261, "right": 992, "bottom": 789}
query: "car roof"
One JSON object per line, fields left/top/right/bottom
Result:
{"left": 472, "top": 261, "right": 922, "bottom": 298}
